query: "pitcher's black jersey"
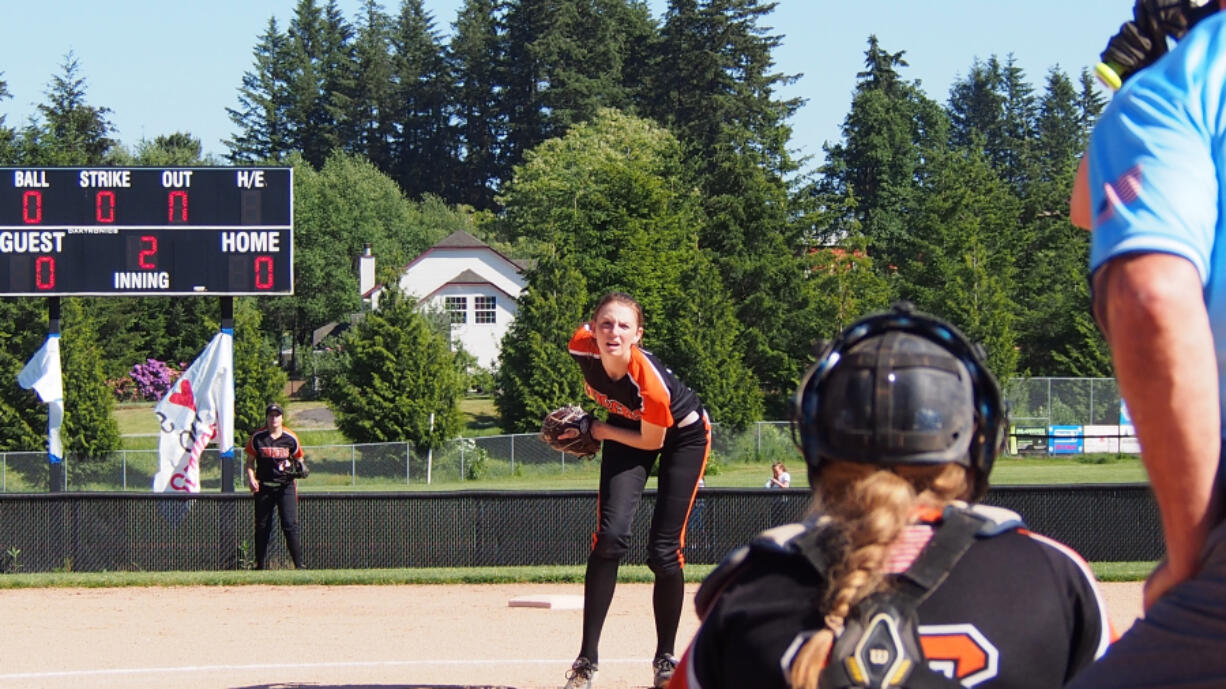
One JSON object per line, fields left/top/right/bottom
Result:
{"left": 568, "top": 324, "right": 701, "bottom": 428}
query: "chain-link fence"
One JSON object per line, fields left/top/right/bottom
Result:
{"left": 1, "top": 421, "right": 804, "bottom": 493}
{"left": 0, "top": 378, "right": 1140, "bottom": 493}
{"left": 0, "top": 485, "right": 1162, "bottom": 573}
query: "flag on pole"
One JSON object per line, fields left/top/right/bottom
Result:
{"left": 18, "top": 334, "right": 64, "bottom": 464}
{"left": 153, "top": 332, "right": 233, "bottom": 493}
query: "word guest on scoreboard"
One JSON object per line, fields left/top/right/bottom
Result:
{"left": 0, "top": 167, "right": 293, "bottom": 296}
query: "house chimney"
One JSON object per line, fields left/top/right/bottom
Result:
{"left": 358, "top": 243, "right": 375, "bottom": 296}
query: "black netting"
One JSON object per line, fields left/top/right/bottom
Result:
{"left": 0, "top": 486, "right": 1161, "bottom": 573}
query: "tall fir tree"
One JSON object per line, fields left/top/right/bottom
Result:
{"left": 351, "top": 0, "right": 399, "bottom": 173}
{"left": 494, "top": 250, "right": 589, "bottom": 433}
{"left": 22, "top": 52, "right": 117, "bottom": 165}
{"left": 225, "top": 18, "right": 295, "bottom": 163}
{"left": 449, "top": 0, "right": 507, "bottom": 210}
{"left": 60, "top": 298, "right": 121, "bottom": 466}
{"left": 388, "top": 0, "right": 456, "bottom": 199}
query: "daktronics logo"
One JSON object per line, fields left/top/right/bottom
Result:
{"left": 918, "top": 624, "right": 1000, "bottom": 687}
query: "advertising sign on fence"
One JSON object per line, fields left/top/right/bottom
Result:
{"left": 1011, "top": 426, "right": 1049, "bottom": 455}
{"left": 1048, "top": 425, "right": 1084, "bottom": 455}
{"left": 1083, "top": 425, "right": 1119, "bottom": 454}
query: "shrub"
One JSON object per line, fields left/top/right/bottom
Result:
{"left": 129, "top": 359, "right": 179, "bottom": 401}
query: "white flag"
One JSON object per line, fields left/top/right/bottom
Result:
{"left": 153, "top": 332, "right": 234, "bottom": 493}
{"left": 18, "top": 335, "right": 64, "bottom": 463}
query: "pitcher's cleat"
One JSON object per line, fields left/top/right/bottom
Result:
{"left": 652, "top": 653, "right": 679, "bottom": 688}
{"left": 564, "top": 656, "right": 598, "bottom": 689}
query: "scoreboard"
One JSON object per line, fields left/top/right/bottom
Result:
{"left": 0, "top": 167, "right": 293, "bottom": 296}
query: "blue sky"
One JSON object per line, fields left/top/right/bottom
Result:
{"left": 0, "top": 1, "right": 1129, "bottom": 170}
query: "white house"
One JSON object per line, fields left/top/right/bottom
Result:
{"left": 361, "top": 230, "right": 527, "bottom": 370}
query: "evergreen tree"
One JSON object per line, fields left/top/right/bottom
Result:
{"left": 494, "top": 250, "right": 589, "bottom": 433}
{"left": 388, "top": 0, "right": 456, "bottom": 199}
{"left": 23, "top": 52, "right": 117, "bottom": 165}
{"left": 0, "top": 300, "right": 52, "bottom": 452}
{"left": 225, "top": 17, "right": 295, "bottom": 163}
{"left": 821, "top": 36, "right": 949, "bottom": 274}
{"left": 0, "top": 75, "right": 15, "bottom": 163}
{"left": 350, "top": 0, "right": 399, "bottom": 172}
{"left": 233, "top": 299, "right": 289, "bottom": 437}
{"left": 325, "top": 290, "right": 464, "bottom": 446}
{"left": 650, "top": 0, "right": 816, "bottom": 414}
{"left": 898, "top": 145, "right": 1020, "bottom": 380}
{"left": 283, "top": 0, "right": 357, "bottom": 167}
{"left": 498, "top": 108, "right": 761, "bottom": 426}
{"left": 449, "top": 0, "right": 507, "bottom": 210}
{"left": 60, "top": 298, "right": 120, "bottom": 464}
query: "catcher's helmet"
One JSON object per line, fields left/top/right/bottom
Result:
{"left": 792, "top": 303, "right": 1007, "bottom": 500}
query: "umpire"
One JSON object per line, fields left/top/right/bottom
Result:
{"left": 244, "top": 402, "right": 307, "bottom": 569}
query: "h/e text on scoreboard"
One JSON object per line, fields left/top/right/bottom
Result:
{"left": 0, "top": 167, "right": 294, "bottom": 296}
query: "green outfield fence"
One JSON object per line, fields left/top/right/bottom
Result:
{"left": 0, "top": 485, "right": 1161, "bottom": 573}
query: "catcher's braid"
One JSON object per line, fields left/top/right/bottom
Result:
{"left": 540, "top": 405, "right": 601, "bottom": 458}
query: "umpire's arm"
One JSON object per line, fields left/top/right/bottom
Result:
{"left": 1096, "top": 253, "right": 1221, "bottom": 606}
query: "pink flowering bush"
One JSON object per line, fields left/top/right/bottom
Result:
{"left": 129, "top": 359, "right": 179, "bottom": 401}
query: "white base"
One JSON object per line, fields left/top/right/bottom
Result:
{"left": 507, "top": 594, "right": 585, "bottom": 610}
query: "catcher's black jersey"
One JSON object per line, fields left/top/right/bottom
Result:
{"left": 244, "top": 427, "right": 304, "bottom": 484}
{"left": 675, "top": 505, "right": 1113, "bottom": 689}
{"left": 568, "top": 324, "right": 702, "bottom": 428}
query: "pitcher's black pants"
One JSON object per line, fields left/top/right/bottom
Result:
{"left": 577, "top": 413, "right": 711, "bottom": 663}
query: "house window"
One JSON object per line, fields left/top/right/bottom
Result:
{"left": 475, "top": 296, "right": 496, "bottom": 324}
{"left": 445, "top": 296, "right": 467, "bottom": 324}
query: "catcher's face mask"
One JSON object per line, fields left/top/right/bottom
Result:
{"left": 791, "top": 303, "right": 1007, "bottom": 500}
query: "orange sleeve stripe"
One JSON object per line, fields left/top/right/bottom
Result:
{"left": 628, "top": 347, "right": 673, "bottom": 427}
{"left": 568, "top": 324, "right": 599, "bottom": 357}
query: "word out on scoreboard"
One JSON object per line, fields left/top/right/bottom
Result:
{"left": 0, "top": 167, "right": 293, "bottom": 296}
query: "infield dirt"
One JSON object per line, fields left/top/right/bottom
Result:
{"left": 0, "top": 581, "right": 1143, "bottom": 689}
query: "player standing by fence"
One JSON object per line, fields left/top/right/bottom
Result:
{"left": 244, "top": 402, "right": 307, "bottom": 570}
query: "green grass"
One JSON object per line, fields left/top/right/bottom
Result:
{"left": 0, "top": 561, "right": 1152, "bottom": 588}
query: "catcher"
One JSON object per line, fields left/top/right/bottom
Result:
{"left": 668, "top": 305, "right": 1113, "bottom": 689}
{"left": 554, "top": 291, "right": 710, "bottom": 689}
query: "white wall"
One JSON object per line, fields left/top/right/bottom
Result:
{"left": 425, "top": 283, "right": 517, "bottom": 369}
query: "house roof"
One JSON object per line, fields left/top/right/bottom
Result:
{"left": 404, "top": 229, "right": 531, "bottom": 272}
{"left": 424, "top": 270, "right": 518, "bottom": 301}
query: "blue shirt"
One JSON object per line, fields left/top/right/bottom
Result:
{"left": 1089, "top": 13, "right": 1226, "bottom": 422}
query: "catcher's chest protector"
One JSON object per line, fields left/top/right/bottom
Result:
{"left": 818, "top": 510, "right": 984, "bottom": 689}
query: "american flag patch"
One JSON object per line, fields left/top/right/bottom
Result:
{"left": 1096, "top": 165, "right": 1143, "bottom": 225}
{"left": 884, "top": 524, "right": 935, "bottom": 573}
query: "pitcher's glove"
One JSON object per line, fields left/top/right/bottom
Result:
{"left": 540, "top": 405, "right": 600, "bottom": 458}
{"left": 286, "top": 458, "right": 310, "bottom": 480}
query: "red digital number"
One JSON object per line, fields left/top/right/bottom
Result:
{"left": 139, "top": 236, "right": 157, "bottom": 269}
{"left": 96, "top": 190, "right": 116, "bottom": 223}
{"left": 168, "top": 190, "right": 188, "bottom": 223}
{"left": 254, "top": 256, "right": 274, "bottom": 289}
{"left": 35, "top": 256, "right": 55, "bottom": 290}
{"left": 22, "top": 190, "right": 42, "bottom": 223}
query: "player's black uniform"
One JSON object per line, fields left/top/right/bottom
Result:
{"left": 568, "top": 323, "right": 711, "bottom": 664}
{"left": 674, "top": 504, "right": 1112, "bottom": 689}
{"left": 245, "top": 426, "right": 305, "bottom": 569}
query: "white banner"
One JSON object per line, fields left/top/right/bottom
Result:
{"left": 153, "top": 332, "right": 234, "bottom": 493}
{"left": 17, "top": 335, "right": 64, "bottom": 463}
